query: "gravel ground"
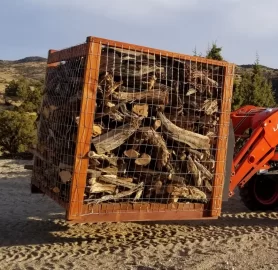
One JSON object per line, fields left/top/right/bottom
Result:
{"left": 0, "top": 159, "right": 278, "bottom": 270}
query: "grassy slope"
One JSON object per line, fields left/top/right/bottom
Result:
{"left": 0, "top": 58, "right": 46, "bottom": 111}
{"left": 0, "top": 60, "right": 46, "bottom": 93}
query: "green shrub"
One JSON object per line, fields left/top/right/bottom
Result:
{"left": 0, "top": 110, "right": 37, "bottom": 154}
{"left": 4, "top": 77, "right": 43, "bottom": 113}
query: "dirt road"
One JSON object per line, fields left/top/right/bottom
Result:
{"left": 0, "top": 159, "right": 277, "bottom": 270}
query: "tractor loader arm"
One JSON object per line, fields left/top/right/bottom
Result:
{"left": 228, "top": 105, "right": 278, "bottom": 210}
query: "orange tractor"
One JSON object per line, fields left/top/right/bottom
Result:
{"left": 227, "top": 105, "right": 278, "bottom": 211}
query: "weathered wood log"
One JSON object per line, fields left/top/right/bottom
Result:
{"left": 201, "top": 99, "right": 218, "bottom": 115}
{"left": 85, "top": 182, "right": 144, "bottom": 204}
{"left": 91, "top": 122, "right": 141, "bottom": 154}
{"left": 158, "top": 112, "right": 210, "bottom": 149}
{"left": 88, "top": 182, "right": 116, "bottom": 194}
{"left": 94, "top": 102, "right": 127, "bottom": 122}
{"left": 186, "top": 88, "right": 197, "bottom": 96}
{"left": 87, "top": 170, "right": 102, "bottom": 182}
{"left": 99, "top": 175, "right": 136, "bottom": 189}
{"left": 193, "top": 159, "right": 213, "bottom": 180}
{"left": 88, "top": 151, "right": 118, "bottom": 167}
{"left": 132, "top": 103, "right": 148, "bottom": 117}
{"left": 95, "top": 166, "right": 118, "bottom": 175}
{"left": 164, "top": 113, "right": 199, "bottom": 131}
{"left": 139, "top": 127, "right": 170, "bottom": 170}
{"left": 98, "top": 175, "right": 137, "bottom": 189}
{"left": 187, "top": 156, "right": 202, "bottom": 187}
{"left": 185, "top": 148, "right": 204, "bottom": 160}
{"left": 190, "top": 70, "right": 218, "bottom": 87}
{"left": 166, "top": 184, "right": 207, "bottom": 202}
{"left": 112, "top": 89, "right": 169, "bottom": 105}
{"left": 99, "top": 52, "right": 163, "bottom": 77}
{"left": 204, "top": 179, "right": 212, "bottom": 192}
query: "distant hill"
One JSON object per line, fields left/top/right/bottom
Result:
{"left": 236, "top": 64, "right": 278, "bottom": 95}
{"left": 14, "top": 56, "right": 47, "bottom": 64}
{"left": 0, "top": 55, "right": 277, "bottom": 104}
{"left": 0, "top": 56, "right": 47, "bottom": 93}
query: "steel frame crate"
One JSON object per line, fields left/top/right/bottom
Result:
{"left": 31, "top": 36, "right": 235, "bottom": 222}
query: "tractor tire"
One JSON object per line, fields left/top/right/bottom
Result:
{"left": 239, "top": 174, "right": 278, "bottom": 211}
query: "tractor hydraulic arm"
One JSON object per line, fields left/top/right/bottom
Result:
{"left": 229, "top": 105, "right": 278, "bottom": 197}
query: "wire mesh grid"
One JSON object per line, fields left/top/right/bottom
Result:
{"left": 31, "top": 47, "right": 86, "bottom": 206}
{"left": 31, "top": 37, "right": 234, "bottom": 221}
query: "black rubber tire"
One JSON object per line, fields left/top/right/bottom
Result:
{"left": 239, "top": 174, "right": 278, "bottom": 211}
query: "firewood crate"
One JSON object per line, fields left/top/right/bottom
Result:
{"left": 31, "top": 36, "right": 235, "bottom": 223}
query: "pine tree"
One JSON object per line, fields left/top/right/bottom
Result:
{"left": 232, "top": 55, "right": 276, "bottom": 110}
{"left": 206, "top": 41, "right": 223, "bottom": 61}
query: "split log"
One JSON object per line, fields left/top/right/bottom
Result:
{"left": 88, "top": 151, "right": 118, "bottom": 167}
{"left": 190, "top": 70, "right": 218, "bottom": 87}
{"left": 99, "top": 175, "right": 136, "bottom": 189}
{"left": 95, "top": 166, "right": 118, "bottom": 175}
{"left": 165, "top": 113, "right": 200, "bottom": 130}
{"left": 158, "top": 112, "right": 210, "bottom": 149}
{"left": 186, "top": 88, "right": 197, "bottom": 96}
{"left": 193, "top": 159, "right": 213, "bottom": 180}
{"left": 201, "top": 99, "right": 218, "bottom": 115}
{"left": 124, "top": 149, "right": 140, "bottom": 158}
{"left": 167, "top": 184, "right": 207, "bottom": 202}
{"left": 132, "top": 103, "right": 148, "bottom": 117}
{"left": 184, "top": 148, "right": 204, "bottom": 160}
{"left": 135, "top": 153, "right": 152, "bottom": 166}
{"left": 91, "top": 122, "right": 141, "bottom": 154}
{"left": 87, "top": 170, "right": 102, "bottom": 181}
{"left": 204, "top": 179, "right": 212, "bottom": 192}
{"left": 88, "top": 182, "right": 116, "bottom": 194}
{"left": 85, "top": 182, "right": 144, "bottom": 204}
{"left": 92, "top": 124, "right": 103, "bottom": 137}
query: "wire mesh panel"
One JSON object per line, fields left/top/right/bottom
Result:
{"left": 31, "top": 45, "right": 87, "bottom": 207}
{"left": 31, "top": 37, "right": 234, "bottom": 222}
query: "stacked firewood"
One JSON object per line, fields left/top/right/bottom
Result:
{"left": 31, "top": 57, "right": 85, "bottom": 199}
{"left": 84, "top": 47, "right": 223, "bottom": 205}
{"left": 32, "top": 46, "right": 223, "bottom": 205}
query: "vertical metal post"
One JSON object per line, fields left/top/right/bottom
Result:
{"left": 67, "top": 38, "right": 101, "bottom": 220}
{"left": 210, "top": 63, "right": 235, "bottom": 217}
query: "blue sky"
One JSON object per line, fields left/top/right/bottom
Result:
{"left": 1, "top": 0, "right": 278, "bottom": 67}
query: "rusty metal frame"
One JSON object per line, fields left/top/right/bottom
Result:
{"left": 37, "top": 36, "right": 235, "bottom": 223}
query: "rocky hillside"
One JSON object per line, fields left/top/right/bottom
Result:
{"left": 0, "top": 57, "right": 46, "bottom": 111}
{"left": 0, "top": 57, "right": 46, "bottom": 92}
{"left": 0, "top": 56, "right": 277, "bottom": 107}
